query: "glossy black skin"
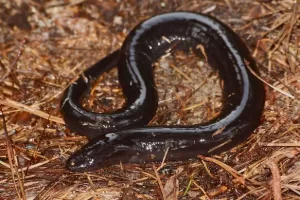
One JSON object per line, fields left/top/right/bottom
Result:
{"left": 61, "top": 12, "right": 265, "bottom": 172}
{"left": 61, "top": 50, "right": 157, "bottom": 139}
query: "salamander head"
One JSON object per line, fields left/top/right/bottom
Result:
{"left": 66, "top": 135, "right": 142, "bottom": 172}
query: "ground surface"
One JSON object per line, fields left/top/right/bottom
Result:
{"left": 0, "top": 0, "right": 299, "bottom": 199}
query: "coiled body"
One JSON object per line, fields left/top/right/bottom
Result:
{"left": 61, "top": 12, "right": 265, "bottom": 172}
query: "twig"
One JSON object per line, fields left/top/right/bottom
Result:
{"left": 266, "top": 160, "right": 282, "bottom": 200}
{"left": 0, "top": 156, "right": 59, "bottom": 172}
{"left": 0, "top": 38, "right": 27, "bottom": 83}
{"left": 260, "top": 142, "right": 300, "bottom": 147}
{"left": 201, "top": 159, "right": 215, "bottom": 179}
{"left": 192, "top": 181, "right": 209, "bottom": 199}
{"left": 153, "top": 165, "right": 167, "bottom": 200}
{"left": 198, "top": 155, "right": 245, "bottom": 185}
{"left": 0, "top": 98, "right": 64, "bottom": 124}
{"left": 170, "top": 63, "right": 192, "bottom": 82}
{"left": 245, "top": 60, "right": 295, "bottom": 99}
{"left": 0, "top": 107, "right": 26, "bottom": 199}
{"left": 157, "top": 146, "right": 170, "bottom": 171}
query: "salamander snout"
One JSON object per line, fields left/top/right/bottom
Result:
{"left": 66, "top": 151, "right": 94, "bottom": 172}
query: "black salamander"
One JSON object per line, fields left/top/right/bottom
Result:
{"left": 60, "top": 12, "right": 265, "bottom": 172}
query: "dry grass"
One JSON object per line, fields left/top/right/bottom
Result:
{"left": 0, "top": 0, "right": 299, "bottom": 199}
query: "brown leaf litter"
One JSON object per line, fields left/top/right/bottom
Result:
{"left": 0, "top": 0, "right": 299, "bottom": 199}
